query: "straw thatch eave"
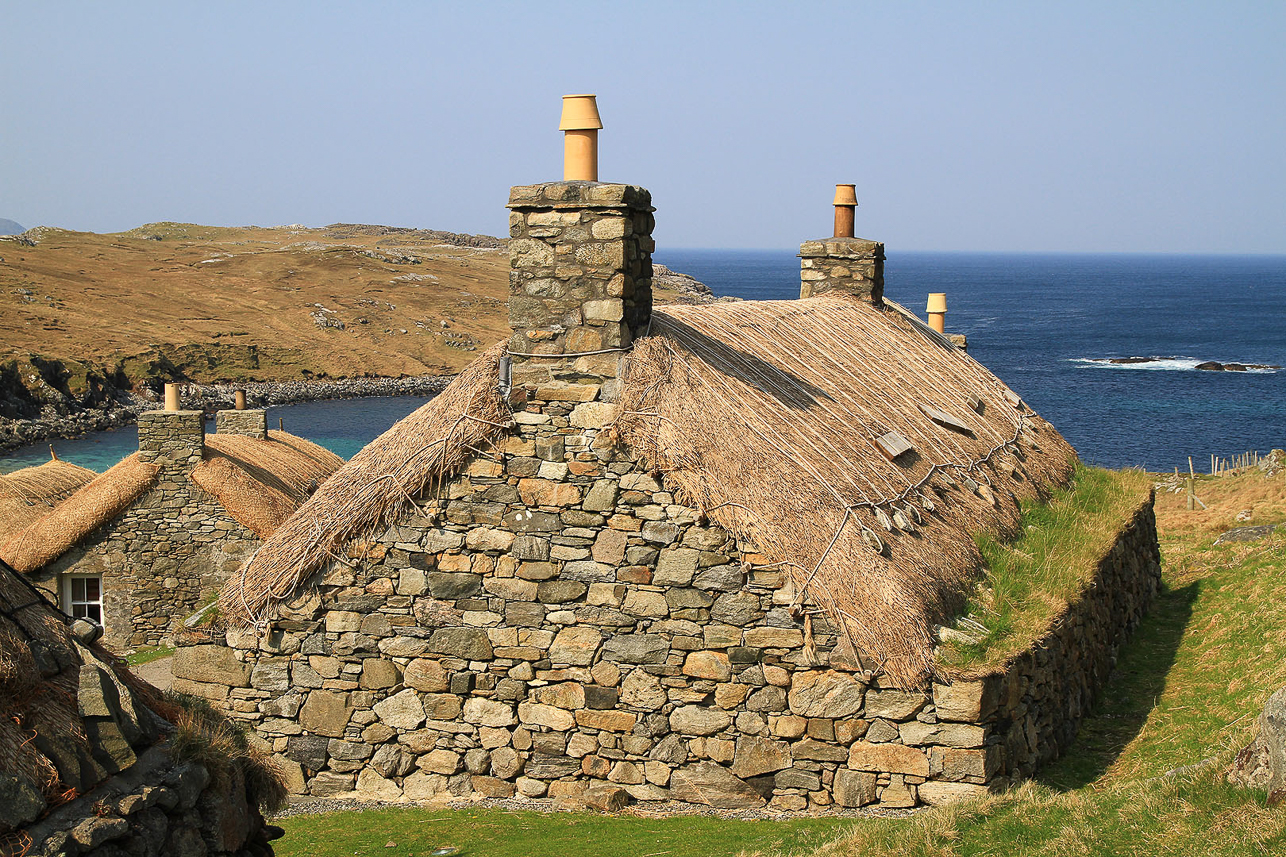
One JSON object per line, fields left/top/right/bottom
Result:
{"left": 193, "top": 431, "right": 346, "bottom": 537}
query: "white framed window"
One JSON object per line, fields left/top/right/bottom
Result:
{"left": 63, "top": 574, "right": 103, "bottom": 624}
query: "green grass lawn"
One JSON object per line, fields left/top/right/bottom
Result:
{"left": 274, "top": 467, "right": 1286, "bottom": 857}
{"left": 276, "top": 806, "right": 846, "bottom": 857}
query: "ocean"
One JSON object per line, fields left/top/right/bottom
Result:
{"left": 2, "top": 252, "right": 1282, "bottom": 474}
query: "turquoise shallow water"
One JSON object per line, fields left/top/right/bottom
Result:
{"left": 0, "top": 395, "right": 435, "bottom": 474}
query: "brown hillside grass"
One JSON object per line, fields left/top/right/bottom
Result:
{"left": 0, "top": 222, "right": 699, "bottom": 384}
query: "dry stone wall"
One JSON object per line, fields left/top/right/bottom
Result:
{"left": 506, "top": 182, "right": 654, "bottom": 386}
{"left": 173, "top": 381, "right": 1161, "bottom": 811}
{"left": 215, "top": 410, "right": 268, "bottom": 439}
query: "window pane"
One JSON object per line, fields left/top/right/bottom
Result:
{"left": 85, "top": 578, "right": 100, "bottom": 601}
{"left": 71, "top": 578, "right": 85, "bottom": 602}
{"left": 87, "top": 604, "right": 102, "bottom": 623}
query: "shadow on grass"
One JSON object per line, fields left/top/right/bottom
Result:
{"left": 1036, "top": 579, "right": 1200, "bottom": 790}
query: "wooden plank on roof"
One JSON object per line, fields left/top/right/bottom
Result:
{"left": 875, "top": 431, "right": 914, "bottom": 461}
{"left": 1003, "top": 389, "right": 1024, "bottom": 409}
{"left": 918, "top": 402, "right": 976, "bottom": 436}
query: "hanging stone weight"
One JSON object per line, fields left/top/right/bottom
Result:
{"left": 962, "top": 475, "right": 979, "bottom": 493}
{"left": 874, "top": 508, "right": 894, "bottom": 532}
{"left": 904, "top": 504, "right": 923, "bottom": 525}
{"left": 891, "top": 508, "right": 913, "bottom": 531}
{"left": 977, "top": 484, "right": 998, "bottom": 507}
{"left": 917, "top": 492, "right": 936, "bottom": 514}
{"left": 861, "top": 526, "right": 886, "bottom": 555}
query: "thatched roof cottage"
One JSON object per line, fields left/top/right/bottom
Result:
{"left": 0, "top": 556, "right": 283, "bottom": 855}
{"left": 0, "top": 405, "right": 343, "bottom": 650}
{"left": 173, "top": 99, "right": 1160, "bottom": 811}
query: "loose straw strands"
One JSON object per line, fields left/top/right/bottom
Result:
{"left": 221, "top": 343, "right": 510, "bottom": 625}
{"left": 613, "top": 297, "right": 1076, "bottom": 687}
{"left": 0, "top": 455, "right": 159, "bottom": 574}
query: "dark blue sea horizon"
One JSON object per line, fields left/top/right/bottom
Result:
{"left": 656, "top": 249, "right": 1286, "bottom": 473}
{"left": 3, "top": 251, "right": 1282, "bottom": 475}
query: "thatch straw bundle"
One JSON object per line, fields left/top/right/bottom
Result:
{"left": 0, "top": 460, "right": 97, "bottom": 543}
{"left": 0, "top": 456, "right": 159, "bottom": 574}
{"left": 611, "top": 297, "right": 1076, "bottom": 687}
{"left": 220, "top": 345, "right": 510, "bottom": 624}
{"left": 193, "top": 432, "right": 345, "bottom": 537}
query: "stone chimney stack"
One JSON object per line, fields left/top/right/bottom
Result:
{"left": 138, "top": 384, "right": 204, "bottom": 470}
{"left": 216, "top": 408, "right": 269, "bottom": 439}
{"left": 799, "top": 184, "right": 884, "bottom": 304}
{"left": 506, "top": 95, "right": 655, "bottom": 387}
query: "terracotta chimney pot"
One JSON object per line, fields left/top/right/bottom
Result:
{"left": 163, "top": 383, "right": 181, "bottom": 412}
{"left": 560, "top": 94, "right": 602, "bottom": 182}
{"left": 833, "top": 184, "right": 857, "bottom": 238}
{"left": 926, "top": 293, "right": 948, "bottom": 333}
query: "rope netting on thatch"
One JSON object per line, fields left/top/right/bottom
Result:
{"left": 221, "top": 344, "right": 511, "bottom": 625}
{"left": 0, "top": 455, "right": 159, "bottom": 574}
{"left": 193, "top": 432, "right": 346, "bottom": 537}
{"left": 610, "top": 296, "right": 1077, "bottom": 687}
{"left": 0, "top": 460, "right": 97, "bottom": 543}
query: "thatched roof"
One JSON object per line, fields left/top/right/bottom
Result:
{"left": 193, "top": 431, "right": 345, "bottom": 537}
{"left": 0, "top": 455, "right": 160, "bottom": 574}
{"left": 220, "top": 297, "right": 1075, "bottom": 687}
{"left": 0, "top": 557, "right": 167, "bottom": 835}
{"left": 611, "top": 296, "right": 1076, "bottom": 686}
{"left": 0, "top": 460, "right": 97, "bottom": 544}
{"left": 0, "top": 431, "right": 344, "bottom": 575}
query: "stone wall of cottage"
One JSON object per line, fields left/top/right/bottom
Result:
{"left": 30, "top": 412, "right": 259, "bottom": 650}
{"left": 171, "top": 383, "right": 1161, "bottom": 811}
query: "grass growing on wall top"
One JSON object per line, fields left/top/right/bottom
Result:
{"left": 936, "top": 464, "right": 1153, "bottom": 671}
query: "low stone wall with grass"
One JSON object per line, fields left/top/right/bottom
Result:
{"left": 171, "top": 390, "right": 1161, "bottom": 814}
{"left": 981, "top": 494, "right": 1162, "bottom": 783}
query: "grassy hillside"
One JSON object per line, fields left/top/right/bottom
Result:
{"left": 273, "top": 464, "right": 1286, "bottom": 856}
{"left": 0, "top": 223, "right": 513, "bottom": 384}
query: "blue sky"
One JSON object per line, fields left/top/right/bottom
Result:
{"left": 2, "top": 1, "right": 1283, "bottom": 252}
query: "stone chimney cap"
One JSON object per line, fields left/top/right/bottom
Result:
{"left": 559, "top": 94, "right": 603, "bottom": 131}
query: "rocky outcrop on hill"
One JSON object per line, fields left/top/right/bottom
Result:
{"left": 653, "top": 264, "right": 737, "bottom": 305}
